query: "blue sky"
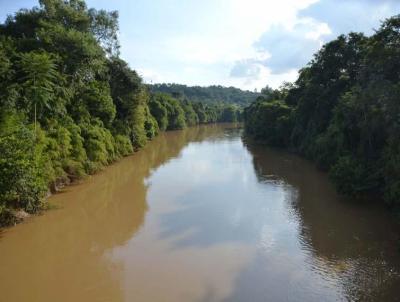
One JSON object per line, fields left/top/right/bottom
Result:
{"left": 1, "top": 0, "right": 399, "bottom": 90}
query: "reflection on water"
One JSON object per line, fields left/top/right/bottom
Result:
{"left": 0, "top": 124, "right": 399, "bottom": 302}
{"left": 229, "top": 144, "right": 400, "bottom": 302}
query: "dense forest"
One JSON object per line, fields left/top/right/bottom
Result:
{"left": 244, "top": 15, "right": 400, "bottom": 208}
{"left": 0, "top": 0, "right": 241, "bottom": 226}
{"left": 150, "top": 83, "right": 259, "bottom": 107}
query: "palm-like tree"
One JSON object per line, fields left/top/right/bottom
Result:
{"left": 19, "top": 52, "right": 58, "bottom": 133}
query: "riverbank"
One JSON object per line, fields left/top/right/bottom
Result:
{"left": 0, "top": 123, "right": 242, "bottom": 228}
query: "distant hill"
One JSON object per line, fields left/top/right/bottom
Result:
{"left": 149, "top": 83, "right": 260, "bottom": 106}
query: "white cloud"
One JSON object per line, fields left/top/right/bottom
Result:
{"left": 225, "top": 0, "right": 400, "bottom": 89}
{"left": 254, "top": 19, "right": 331, "bottom": 74}
{"left": 137, "top": 68, "right": 164, "bottom": 84}
{"left": 2, "top": 0, "right": 399, "bottom": 90}
{"left": 228, "top": 16, "right": 331, "bottom": 89}
{"left": 228, "top": 65, "right": 298, "bottom": 90}
{"left": 141, "top": 0, "right": 320, "bottom": 90}
{"left": 102, "top": 0, "right": 400, "bottom": 90}
{"left": 299, "top": 0, "right": 400, "bottom": 37}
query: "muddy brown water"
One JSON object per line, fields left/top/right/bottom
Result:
{"left": 0, "top": 124, "right": 399, "bottom": 302}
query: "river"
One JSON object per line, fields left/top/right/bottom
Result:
{"left": 0, "top": 124, "right": 399, "bottom": 302}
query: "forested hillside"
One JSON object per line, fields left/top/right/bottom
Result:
{"left": 150, "top": 83, "right": 259, "bottom": 106}
{"left": 0, "top": 0, "right": 239, "bottom": 226}
{"left": 244, "top": 15, "right": 400, "bottom": 208}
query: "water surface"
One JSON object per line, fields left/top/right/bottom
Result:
{"left": 0, "top": 124, "right": 399, "bottom": 301}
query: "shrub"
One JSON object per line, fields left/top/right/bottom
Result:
{"left": 0, "top": 114, "right": 48, "bottom": 214}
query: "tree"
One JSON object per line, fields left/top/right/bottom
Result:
{"left": 89, "top": 8, "right": 120, "bottom": 56}
{"left": 149, "top": 93, "right": 169, "bottom": 131}
{"left": 220, "top": 105, "right": 238, "bottom": 122}
{"left": 180, "top": 99, "right": 199, "bottom": 126}
{"left": 18, "top": 51, "right": 58, "bottom": 131}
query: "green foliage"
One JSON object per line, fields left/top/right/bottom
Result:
{"left": 150, "top": 93, "right": 187, "bottom": 130}
{"left": 107, "top": 57, "right": 152, "bottom": 148}
{"left": 44, "top": 119, "right": 73, "bottom": 182}
{"left": 180, "top": 99, "right": 199, "bottom": 126}
{"left": 0, "top": 37, "right": 19, "bottom": 110}
{"left": 150, "top": 83, "right": 259, "bottom": 106}
{"left": 82, "top": 120, "right": 116, "bottom": 170}
{"left": 330, "top": 156, "right": 369, "bottom": 196}
{"left": 383, "top": 137, "right": 400, "bottom": 206}
{"left": 149, "top": 94, "right": 169, "bottom": 131}
{"left": 143, "top": 105, "right": 159, "bottom": 139}
{"left": 192, "top": 102, "right": 208, "bottom": 123}
{"left": 129, "top": 95, "right": 149, "bottom": 149}
{"left": 114, "top": 134, "right": 133, "bottom": 157}
{"left": 164, "top": 95, "right": 186, "bottom": 130}
{"left": 244, "top": 97, "right": 293, "bottom": 147}
{"left": 0, "top": 114, "right": 48, "bottom": 218}
{"left": 80, "top": 81, "right": 116, "bottom": 127}
{"left": 244, "top": 15, "right": 400, "bottom": 206}
{"left": 88, "top": 8, "right": 120, "bottom": 56}
{"left": 65, "top": 120, "right": 87, "bottom": 164}
{"left": 18, "top": 51, "right": 59, "bottom": 123}
{"left": 220, "top": 105, "right": 239, "bottom": 123}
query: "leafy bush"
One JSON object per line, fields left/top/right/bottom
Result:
{"left": 115, "top": 134, "right": 133, "bottom": 157}
{"left": 0, "top": 114, "right": 47, "bottom": 215}
{"left": 244, "top": 97, "right": 293, "bottom": 147}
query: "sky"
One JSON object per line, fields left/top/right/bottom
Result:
{"left": 1, "top": 0, "right": 399, "bottom": 91}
